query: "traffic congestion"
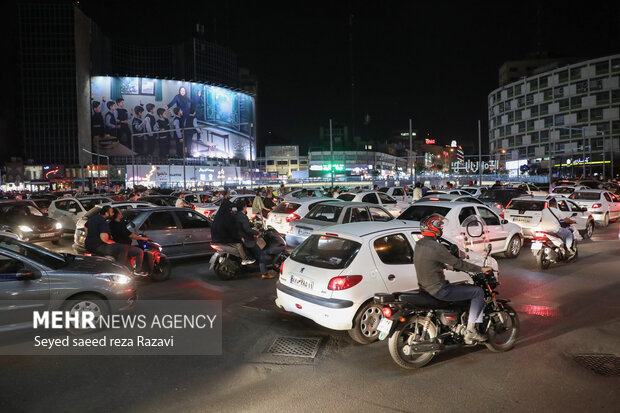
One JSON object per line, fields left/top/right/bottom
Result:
{"left": 2, "top": 177, "right": 619, "bottom": 369}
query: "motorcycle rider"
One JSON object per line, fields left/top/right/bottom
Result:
{"left": 235, "top": 199, "right": 273, "bottom": 279}
{"left": 414, "top": 214, "right": 494, "bottom": 344}
{"left": 542, "top": 198, "right": 576, "bottom": 256}
{"left": 211, "top": 190, "right": 255, "bottom": 265}
{"left": 109, "top": 208, "right": 149, "bottom": 275}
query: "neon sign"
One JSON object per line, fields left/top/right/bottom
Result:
{"left": 425, "top": 139, "right": 435, "bottom": 144}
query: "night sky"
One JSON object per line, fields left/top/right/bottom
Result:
{"left": 5, "top": 1, "right": 620, "bottom": 157}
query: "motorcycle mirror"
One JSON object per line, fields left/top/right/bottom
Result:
{"left": 466, "top": 220, "right": 484, "bottom": 238}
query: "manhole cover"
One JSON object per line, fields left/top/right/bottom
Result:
{"left": 266, "top": 337, "right": 322, "bottom": 358}
{"left": 573, "top": 354, "right": 620, "bottom": 377}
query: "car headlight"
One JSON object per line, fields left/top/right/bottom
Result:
{"left": 95, "top": 273, "right": 133, "bottom": 285}
{"left": 55, "top": 222, "right": 62, "bottom": 229}
{"left": 19, "top": 225, "right": 33, "bottom": 232}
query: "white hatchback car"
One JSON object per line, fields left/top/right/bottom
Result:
{"left": 195, "top": 195, "right": 257, "bottom": 220}
{"left": 282, "top": 188, "right": 324, "bottom": 201}
{"left": 398, "top": 200, "right": 524, "bottom": 257}
{"left": 378, "top": 186, "right": 411, "bottom": 202}
{"left": 48, "top": 196, "right": 113, "bottom": 232}
{"left": 569, "top": 190, "right": 620, "bottom": 227}
{"left": 337, "top": 191, "right": 409, "bottom": 217}
{"left": 275, "top": 221, "right": 498, "bottom": 344}
{"left": 266, "top": 197, "right": 343, "bottom": 235}
{"left": 550, "top": 185, "right": 589, "bottom": 197}
{"left": 503, "top": 196, "right": 595, "bottom": 239}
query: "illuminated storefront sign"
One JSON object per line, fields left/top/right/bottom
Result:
{"left": 425, "top": 139, "right": 435, "bottom": 144}
{"left": 451, "top": 160, "right": 499, "bottom": 173}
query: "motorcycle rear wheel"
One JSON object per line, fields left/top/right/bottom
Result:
{"left": 388, "top": 316, "right": 438, "bottom": 369}
{"left": 485, "top": 304, "right": 519, "bottom": 352}
{"left": 536, "top": 250, "right": 550, "bottom": 270}
{"left": 150, "top": 256, "right": 171, "bottom": 282}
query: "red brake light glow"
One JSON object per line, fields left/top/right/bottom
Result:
{"left": 592, "top": 203, "right": 601, "bottom": 209}
{"left": 280, "top": 261, "right": 284, "bottom": 276}
{"left": 382, "top": 307, "right": 392, "bottom": 319}
{"left": 325, "top": 233, "right": 339, "bottom": 237}
{"left": 534, "top": 232, "right": 547, "bottom": 239}
{"left": 286, "top": 213, "right": 301, "bottom": 223}
{"left": 327, "top": 275, "right": 363, "bottom": 291}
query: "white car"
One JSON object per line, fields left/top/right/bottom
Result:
{"left": 286, "top": 201, "right": 394, "bottom": 247}
{"left": 337, "top": 191, "right": 409, "bottom": 217}
{"left": 550, "top": 185, "right": 589, "bottom": 197}
{"left": 424, "top": 189, "right": 472, "bottom": 197}
{"left": 266, "top": 197, "right": 343, "bottom": 235}
{"left": 195, "top": 195, "right": 257, "bottom": 220}
{"left": 398, "top": 200, "right": 524, "bottom": 257}
{"left": 275, "top": 221, "right": 498, "bottom": 344}
{"left": 459, "top": 186, "right": 488, "bottom": 197}
{"left": 72, "top": 201, "right": 157, "bottom": 252}
{"left": 48, "top": 196, "right": 113, "bottom": 232}
{"left": 378, "top": 186, "right": 411, "bottom": 202}
{"left": 569, "top": 190, "right": 620, "bottom": 227}
{"left": 505, "top": 183, "right": 547, "bottom": 197}
{"left": 283, "top": 189, "right": 324, "bottom": 201}
{"left": 503, "top": 196, "right": 595, "bottom": 239}
{"left": 418, "top": 194, "right": 485, "bottom": 204}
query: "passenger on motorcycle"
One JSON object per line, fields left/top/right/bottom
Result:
{"left": 414, "top": 214, "right": 494, "bottom": 344}
{"left": 211, "top": 190, "right": 255, "bottom": 266}
{"left": 542, "top": 198, "right": 576, "bottom": 255}
{"left": 235, "top": 199, "right": 273, "bottom": 279}
{"left": 84, "top": 205, "right": 143, "bottom": 276}
{"left": 109, "top": 208, "right": 149, "bottom": 276}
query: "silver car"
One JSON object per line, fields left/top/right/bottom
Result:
{"left": 285, "top": 201, "right": 394, "bottom": 247}
{"left": 74, "top": 207, "right": 213, "bottom": 259}
{"left": 0, "top": 235, "right": 136, "bottom": 332}
{"left": 48, "top": 196, "right": 113, "bottom": 232}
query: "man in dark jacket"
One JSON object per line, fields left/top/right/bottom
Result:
{"left": 414, "top": 214, "right": 493, "bottom": 344}
{"left": 235, "top": 199, "right": 273, "bottom": 279}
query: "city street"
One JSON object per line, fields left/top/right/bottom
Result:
{"left": 1, "top": 223, "right": 619, "bottom": 413}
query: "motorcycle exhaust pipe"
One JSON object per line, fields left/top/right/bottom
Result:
{"left": 404, "top": 342, "right": 445, "bottom": 354}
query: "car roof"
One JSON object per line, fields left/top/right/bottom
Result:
{"left": 122, "top": 206, "right": 188, "bottom": 213}
{"left": 283, "top": 196, "right": 337, "bottom": 204}
{"left": 315, "top": 220, "right": 420, "bottom": 239}
{"left": 573, "top": 189, "right": 606, "bottom": 193}
{"left": 420, "top": 194, "right": 472, "bottom": 201}
{"left": 317, "top": 201, "right": 383, "bottom": 208}
{"left": 408, "top": 201, "right": 462, "bottom": 208}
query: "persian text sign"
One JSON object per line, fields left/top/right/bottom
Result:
{"left": 451, "top": 160, "right": 499, "bottom": 173}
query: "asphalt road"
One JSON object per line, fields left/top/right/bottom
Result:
{"left": 1, "top": 223, "right": 619, "bottom": 413}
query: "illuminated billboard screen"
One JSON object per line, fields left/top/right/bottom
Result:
{"left": 90, "top": 77, "right": 255, "bottom": 160}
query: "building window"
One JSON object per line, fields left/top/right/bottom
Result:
{"left": 589, "top": 79, "right": 603, "bottom": 92}
{"left": 515, "top": 110, "right": 522, "bottom": 121}
{"left": 543, "top": 89, "right": 553, "bottom": 101}
{"left": 508, "top": 137, "right": 515, "bottom": 147}
{"left": 540, "top": 103, "right": 549, "bottom": 115}
{"left": 596, "top": 91, "right": 610, "bottom": 104}
{"left": 558, "top": 70, "right": 569, "bottom": 83}
{"left": 507, "top": 86, "right": 514, "bottom": 98}
{"left": 290, "top": 159, "right": 298, "bottom": 165}
{"left": 267, "top": 160, "right": 274, "bottom": 166}
{"left": 595, "top": 61, "right": 609, "bottom": 75}
{"left": 518, "top": 121, "right": 526, "bottom": 133}
{"left": 515, "top": 84, "right": 522, "bottom": 95}
{"left": 590, "top": 108, "right": 603, "bottom": 121}
{"left": 553, "top": 87, "right": 564, "bottom": 99}
{"left": 528, "top": 78, "right": 538, "bottom": 91}
{"left": 277, "top": 161, "right": 288, "bottom": 166}
{"left": 300, "top": 160, "right": 308, "bottom": 165}
{"left": 526, "top": 93, "right": 534, "bottom": 106}
{"left": 559, "top": 98, "right": 569, "bottom": 111}
{"left": 540, "top": 130, "right": 549, "bottom": 143}
{"left": 576, "top": 110, "right": 588, "bottom": 123}
{"left": 515, "top": 135, "right": 523, "bottom": 146}
{"left": 612, "top": 90, "right": 620, "bottom": 103}
{"left": 517, "top": 97, "right": 525, "bottom": 107}
{"left": 539, "top": 76, "right": 549, "bottom": 88}
{"left": 576, "top": 80, "right": 588, "bottom": 94}
{"left": 555, "top": 114, "right": 565, "bottom": 126}
{"left": 528, "top": 146, "right": 536, "bottom": 157}
{"left": 559, "top": 128, "right": 569, "bottom": 140}
{"left": 570, "top": 96, "right": 582, "bottom": 109}
{"left": 531, "top": 131, "right": 540, "bottom": 143}
{"left": 570, "top": 66, "right": 583, "bottom": 80}
{"left": 612, "top": 58, "right": 620, "bottom": 72}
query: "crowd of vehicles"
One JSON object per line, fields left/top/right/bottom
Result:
{"left": 0, "top": 177, "right": 617, "bottom": 367}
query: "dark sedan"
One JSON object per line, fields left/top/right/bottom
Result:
{"left": 0, "top": 201, "right": 62, "bottom": 244}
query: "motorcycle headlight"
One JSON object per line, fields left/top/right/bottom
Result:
{"left": 95, "top": 273, "right": 132, "bottom": 285}
{"left": 55, "top": 222, "right": 62, "bottom": 230}
{"left": 19, "top": 225, "right": 33, "bottom": 232}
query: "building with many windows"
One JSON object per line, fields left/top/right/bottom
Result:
{"left": 488, "top": 54, "right": 620, "bottom": 178}
{"left": 255, "top": 146, "right": 309, "bottom": 178}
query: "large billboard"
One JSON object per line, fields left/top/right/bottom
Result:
{"left": 90, "top": 77, "right": 255, "bottom": 160}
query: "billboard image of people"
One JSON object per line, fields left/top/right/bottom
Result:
{"left": 90, "top": 77, "right": 255, "bottom": 160}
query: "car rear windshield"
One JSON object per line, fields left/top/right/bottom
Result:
{"left": 553, "top": 187, "right": 574, "bottom": 194}
{"left": 0, "top": 237, "right": 66, "bottom": 269}
{"left": 398, "top": 205, "right": 451, "bottom": 221}
{"left": 80, "top": 198, "right": 109, "bottom": 210}
{"left": 337, "top": 194, "right": 355, "bottom": 201}
{"left": 507, "top": 200, "right": 545, "bottom": 211}
{"left": 479, "top": 189, "right": 521, "bottom": 205}
{"left": 570, "top": 192, "right": 601, "bottom": 200}
{"left": 273, "top": 202, "right": 301, "bottom": 214}
{"left": 306, "top": 205, "right": 343, "bottom": 222}
{"left": 291, "top": 235, "right": 361, "bottom": 269}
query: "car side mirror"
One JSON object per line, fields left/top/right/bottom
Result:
{"left": 501, "top": 219, "right": 508, "bottom": 224}
{"left": 16, "top": 268, "right": 42, "bottom": 281}
{"left": 571, "top": 212, "right": 578, "bottom": 217}
{"left": 129, "top": 221, "right": 136, "bottom": 228}
{"left": 581, "top": 207, "right": 588, "bottom": 212}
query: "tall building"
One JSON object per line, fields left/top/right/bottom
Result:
{"left": 488, "top": 54, "right": 620, "bottom": 177}
{"left": 498, "top": 54, "right": 579, "bottom": 86}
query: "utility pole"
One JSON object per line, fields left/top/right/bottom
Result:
{"left": 330, "top": 119, "right": 334, "bottom": 188}
{"left": 409, "top": 118, "right": 414, "bottom": 184}
{"left": 249, "top": 122, "right": 254, "bottom": 189}
{"left": 478, "top": 120, "right": 482, "bottom": 185}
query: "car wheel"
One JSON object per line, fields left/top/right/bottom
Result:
{"left": 504, "top": 235, "right": 522, "bottom": 258}
{"left": 581, "top": 220, "right": 594, "bottom": 239}
{"left": 602, "top": 213, "right": 610, "bottom": 227}
{"left": 62, "top": 293, "right": 109, "bottom": 335}
{"left": 348, "top": 300, "right": 383, "bottom": 344}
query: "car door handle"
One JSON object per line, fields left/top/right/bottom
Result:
{"left": 388, "top": 274, "right": 396, "bottom": 281}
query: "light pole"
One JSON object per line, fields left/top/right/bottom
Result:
{"left": 329, "top": 119, "right": 334, "bottom": 188}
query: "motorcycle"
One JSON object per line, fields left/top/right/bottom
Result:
{"left": 209, "top": 228, "right": 289, "bottom": 280}
{"left": 135, "top": 238, "right": 171, "bottom": 281}
{"left": 374, "top": 218, "right": 520, "bottom": 369}
{"left": 531, "top": 217, "right": 578, "bottom": 270}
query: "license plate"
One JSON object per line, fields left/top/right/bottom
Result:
{"left": 40, "top": 232, "right": 56, "bottom": 238}
{"left": 274, "top": 217, "right": 282, "bottom": 224}
{"left": 377, "top": 317, "right": 393, "bottom": 339}
{"left": 298, "top": 228, "right": 312, "bottom": 236}
{"left": 531, "top": 241, "right": 542, "bottom": 250}
{"left": 290, "top": 274, "right": 314, "bottom": 290}
{"left": 513, "top": 217, "right": 531, "bottom": 223}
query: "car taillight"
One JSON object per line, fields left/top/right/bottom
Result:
{"left": 280, "top": 261, "right": 284, "bottom": 276}
{"left": 210, "top": 244, "right": 221, "bottom": 251}
{"left": 382, "top": 307, "right": 392, "bottom": 319}
{"left": 534, "top": 232, "right": 547, "bottom": 240}
{"left": 286, "top": 213, "right": 301, "bottom": 223}
{"left": 327, "top": 275, "right": 363, "bottom": 291}
{"left": 592, "top": 203, "right": 601, "bottom": 209}
{"left": 494, "top": 203, "right": 503, "bottom": 209}
{"left": 204, "top": 210, "right": 214, "bottom": 216}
